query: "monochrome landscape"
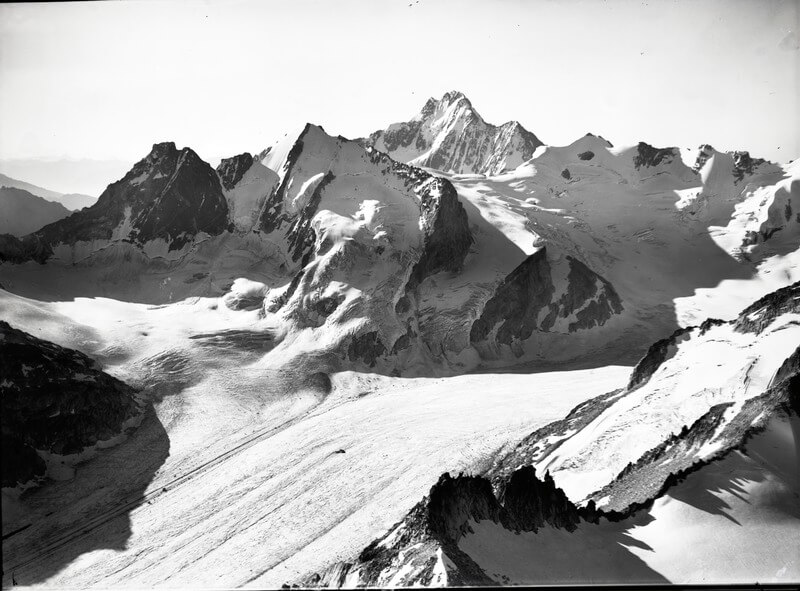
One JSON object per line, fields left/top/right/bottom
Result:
{"left": 1, "top": 0, "right": 798, "bottom": 588}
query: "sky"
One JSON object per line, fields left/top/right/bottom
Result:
{"left": 0, "top": 0, "right": 798, "bottom": 195}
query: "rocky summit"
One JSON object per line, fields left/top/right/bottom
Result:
{"left": 0, "top": 142, "right": 229, "bottom": 264}
{"left": 362, "top": 91, "right": 543, "bottom": 175}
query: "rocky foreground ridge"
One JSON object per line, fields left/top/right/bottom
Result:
{"left": 1, "top": 321, "right": 141, "bottom": 488}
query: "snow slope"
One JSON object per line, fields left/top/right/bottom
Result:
{"left": 0, "top": 282, "right": 630, "bottom": 587}
{"left": 435, "top": 134, "right": 800, "bottom": 367}
{"left": 312, "top": 283, "right": 800, "bottom": 587}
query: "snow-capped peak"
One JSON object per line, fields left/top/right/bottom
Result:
{"left": 361, "top": 91, "right": 543, "bottom": 176}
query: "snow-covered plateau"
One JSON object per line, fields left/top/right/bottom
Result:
{"left": 1, "top": 91, "right": 798, "bottom": 588}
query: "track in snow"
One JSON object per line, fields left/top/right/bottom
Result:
{"left": 2, "top": 377, "right": 336, "bottom": 584}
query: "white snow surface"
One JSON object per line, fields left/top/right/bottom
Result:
{"left": 536, "top": 313, "right": 800, "bottom": 502}
{"left": 0, "top": 287, "right": 630, "bottom": 588}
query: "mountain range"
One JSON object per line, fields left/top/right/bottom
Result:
{"left": 0, "top": 187, "right": 71, "bottom": 237}
{"left": 1, "top": 91, "right": 798, "bottom": 588}
{"left": 0, "top": 172, "right": 97, "bottom": 211}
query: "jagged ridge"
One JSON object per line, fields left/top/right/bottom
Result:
{"left": 362, "top": 91, "right": 543, "bottom": 175}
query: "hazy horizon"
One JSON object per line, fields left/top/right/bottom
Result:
{"left": 1, "top": 0, "right": 798, "bottom": 195}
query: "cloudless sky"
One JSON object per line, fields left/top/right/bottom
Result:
{"left": 1, "top": 0, "right": 798, "bottom": 174}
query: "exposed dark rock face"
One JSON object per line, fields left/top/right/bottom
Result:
{"left": 487, "top": 389, "right": 623, "bottom": 491}
{"left": 307, "top": 466, "right": 588, "bottom": 587}
{"left": 266, "top": 268, "right": 307, "bottom": 314}
{"left": 404, "top": 177, "right": 473, "bottom": 292}
{"left": 391, "top": 324, "right": 416, "bottom": 354}
{"left": 577, "top": 150, "right": 595, "bottom": 161}
{"left": 427, "top": 472, "right": 503, "bottom": 543}
{"left": 347, "top": 331, "right": 387, "bottom": 367}
{"left": 693, "top": 144, "right": 716, "bottom": 171}
{"left": 773, "top": 346, "right": 800, "bottom": 385}
{"left": 2, "top": 433, "right": 46, "bottom": 488}
{"left": 216, "top": 152, "right": 254, "bottom": 190}
{"left": 743, "top": 225, "right": 783, "bottom": 247}
{"left": 306, "top": 292, "right": 346, "bottom": 320}
{"left": 1, "top": 321, "right": 140, "bottom": 487}
{"left": 428, "top": 467, "right": 585, "bottom": 542}
{"left": 362, "top": 91, "right": 543, "bottom": 175}
{"left": 470, "top": 248, "right": 554, "bottom": 346}
{"left": 330, "top": 502, "right": 452, "bottom": 588}
{"left": 561, "top": 168, "right": 571, "bottom": 180}
{"left": 592, "top": 402, "right": 733, "bottom": 511}
{"left": 698, "top": 317, "right": 726, "bottom": 335}
{"left": 734, "top": 280, "right": 799, "bottom": 334}
{"left": 0, "top": 142, "right": 229, "bottom": 263}
{"left": 0, "top": 233, "right": 50, "bottom": 264}
{"left": 364, "top": 107, "right": 429, "bottom": 154}
{"left": 286, "top": 171, "right": 334, "bottom": 263}
{"left": 500, "top": 466, "right": 582, "bottom": 532}
{"left": 362, "top": 147, "right": 474, "bottom": 285}
{"left": 303, "top": 371, "right": 333, "bottom": 395}
{"left": 627, "top": 326, "right": 694, "bottom": 389}
{"left": 552, "top": 256, "right": 623, "bottom": 331}
{"left": 583, "top": 132, "right": 613, "bottom": 147}
{"left": 257, "top": 125, "right": 312, "bottom": 236}
{"left": 732, "top": 150, "right": 766, "bottom": 182}
{"left": 693, "top": 145, "right": 767, "bottom": 180}
{"left": 471, "top": 250, "right": 622, "bottom": 351}
{"left": 633, "top": 142, "right": 679, "bottom": 169}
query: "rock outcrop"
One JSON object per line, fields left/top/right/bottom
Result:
{"left": 470, "top": 248, "right": 623, "bottom": 355}
{"left": 633, "top": 142, "right": 681, "bottom": 169}
{"left": 626, "top": 326, "right": 695, "bottom": 389}
{"left": 304, "top": 465, "right": 587, "bottom": 588}
{"left": 0, "top": 321, "right": 141, "bottom": 487}
{"left": 216, "top": 152, "right": 254, "bottom": 190}
{"left": 734, "top": 280, "right": 800, "bottom": 334}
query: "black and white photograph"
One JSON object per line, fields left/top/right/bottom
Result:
{"left": 1, "top": 0, "right": 798, "bottom": 588}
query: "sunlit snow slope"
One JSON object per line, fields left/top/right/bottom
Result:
{"left": 314, "top": 283, "right": 799, "bottom": 587}
{"left": 0, "top": 279, "right": 630, "bottom": 587}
